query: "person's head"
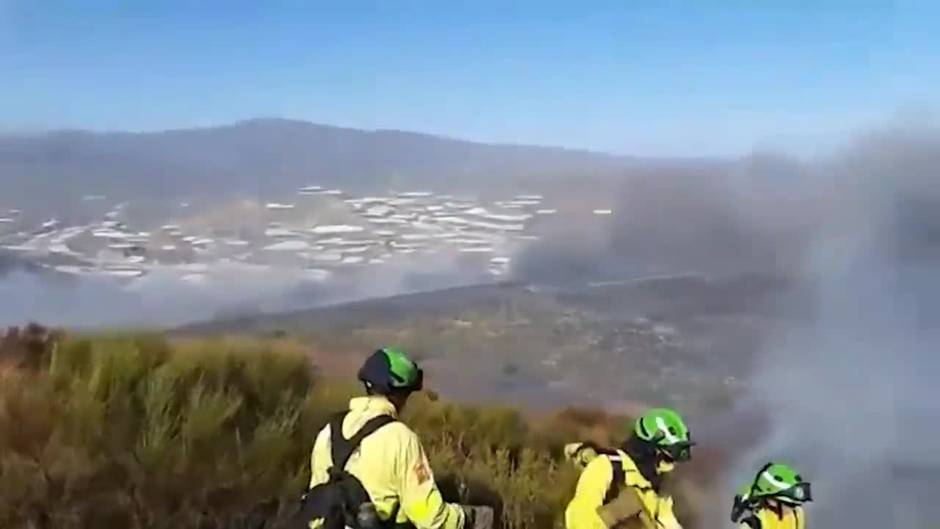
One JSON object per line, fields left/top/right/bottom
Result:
{"left": 731, "top": 462, "right": 812, "bottom": 522}
{"left": 627, "top": 408, "right": 694, "bottom": 475}
{"left": 357, "top": 347, "right": 424, "bottom": 412}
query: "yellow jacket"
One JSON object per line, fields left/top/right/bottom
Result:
{"left": 309, "top": 396, "right": 466, "bottom": 529}
{"left": 565, "top": 450, "right": 681, "bottom": 529}
{"left": 740, "top": 506, "right": 805, "bottom": 529}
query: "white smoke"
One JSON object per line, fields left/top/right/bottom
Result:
{"left": 731, "top": 123, "right": 940, "bottom": 528}
{"left": 0, "top": 252, "right": 490, "bottom": 329}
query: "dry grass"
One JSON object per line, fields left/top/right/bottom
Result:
{"left": 0, "top": 326, "right": 717, "bottom": 529}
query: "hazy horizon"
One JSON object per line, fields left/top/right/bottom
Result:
{"left": 3, "top": 1, "right": 938, "bottom": 157}
{"left": 0, "top": 116, "right": 741, "bottom": 162}
{"left": 1, "top": 113, "right": 931, "bottom": 163}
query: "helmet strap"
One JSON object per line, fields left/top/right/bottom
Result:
{"left": 750, "top": 462, "right": 775, "bottom": 498}
{"left": 623, "top": 437, "right": 663, "bottom": 490}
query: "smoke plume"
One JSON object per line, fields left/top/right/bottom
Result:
{"left": 511, "top": 155, "right": 818, "bottom": 285}
{"left": 510, "top": 119, "right": 940, "bottom": 528}
{"left": 0, "top": 252, "right": 488, "bottom": 329}
{"left": 729, "top": 123, "right": 940, "bottom": 529}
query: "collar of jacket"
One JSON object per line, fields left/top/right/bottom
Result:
{"left": 349, "top": 395, "right": 399, "bottom": 418}
{"left": 614, "top": 450, "right": 654, "bottom": 490}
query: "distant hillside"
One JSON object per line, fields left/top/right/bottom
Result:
{"left": 0, "top": 119, "right": 693, "bottom": 212}
{"left": 183, "top": 275, "right": 794, "bottom": 339}
{"left": 182, "top": 275, "right": 795, "bottom": 413}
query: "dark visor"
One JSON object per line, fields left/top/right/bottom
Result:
{"left": 777, "top": 482, "right": 812, "bottom": 503}
{"left": 660, "top": 440, "right": 695, "bottom": 462}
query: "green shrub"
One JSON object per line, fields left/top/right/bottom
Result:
{"left": 0, "top": 331, "right": 708, "bottom": 529}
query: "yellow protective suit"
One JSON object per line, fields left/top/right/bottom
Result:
{"left": 565, "top": 449, "right": 681, "bottom": 529}
{"left": 308, "top": 396, "right": 466, "bottom": 529}
{"left": 740, "top": 505, "right": 805, "bottom": 529}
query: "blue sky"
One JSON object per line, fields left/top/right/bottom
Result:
{"left": 1, "top": 0, "right": 937, "bottom": 156}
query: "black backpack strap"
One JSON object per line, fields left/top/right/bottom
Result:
{"left": 330, "top": 412, "right": 397, "bottom": 471}
{"left": 603, "top": 455, "right": 626, "bottom": 504}
{"left": 741, "top": 514, "right": 762, "bottom": 529}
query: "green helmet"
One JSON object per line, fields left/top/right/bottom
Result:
{"left": 633, "top": 408, "right": 694, "bottom": 461}
{"left": 732, "top": 462, "right": 812, "bottom": 522}
{"left": 736, "top": 483, "right": 754, "bottom": 502}
{"left": 358, "top": 347, "right": 424, "bottom": 394}
{"left": 749, "top": 462, "right": 812, "bottom": 504}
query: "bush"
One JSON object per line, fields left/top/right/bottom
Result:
{"left": 0, "top": 330, "right": 708, "bottom": 529}
{"left": 0, "top": 334, "right": 316, "bottom": 528}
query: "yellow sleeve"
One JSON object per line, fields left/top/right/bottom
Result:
{"left": 308, "top": 425, "right": 331, "bottom": 489}
{"left": 565, "top": 456, "right": 613, "bottom": 529}
{"left": 397, "top": 430, "right": 466, "bottom": 529}
{"left": 651, "top": 495, "right": 682, "bottom": 529}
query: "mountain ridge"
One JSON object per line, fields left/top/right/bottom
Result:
{"left": 0, "top": 118, "right": 728, "bottom": 214}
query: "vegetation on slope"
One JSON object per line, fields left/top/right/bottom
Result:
{"left": 185, "top": 281, "right": 752, "bottom": 417}
{"left": 0, "top": 324, "right": 715, "bottom": 529}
